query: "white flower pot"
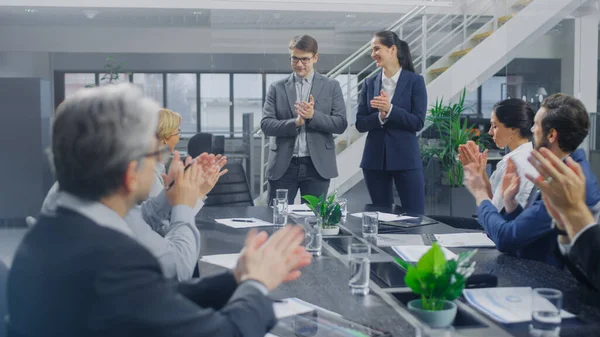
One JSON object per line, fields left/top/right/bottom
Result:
{"left": 321, "top": 226, "right": 340, "bottom": 236}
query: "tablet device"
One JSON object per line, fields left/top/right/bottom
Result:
{"left": 270, "top": 310, "right": 392, "bottom": 337}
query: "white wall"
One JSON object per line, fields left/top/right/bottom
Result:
{"left": 0, "top": 52, "right": 51, "bottom": 79}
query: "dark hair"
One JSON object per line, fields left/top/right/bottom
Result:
{"left": 374, "top": 30, "right": 415, "bottom": 72}
{"left": 289, "top": 35, "right": 318, "bottom": 55}
{"left": 492, "top": 99, "right": 534, "bottom": 138}
{"left": 540, "top": 93, "right": 589, "bottom": 153}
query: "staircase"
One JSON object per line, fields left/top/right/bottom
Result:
{"left": 255, "top": 0, "right": 582, "bottom": 205}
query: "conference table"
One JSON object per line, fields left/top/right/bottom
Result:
{"left": 195, "top": 204, "right": 600, "bottom": 337}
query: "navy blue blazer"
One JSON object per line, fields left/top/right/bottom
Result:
{"left": 355, "top": 70, "right": 427, "bottom": 171}
{"left": 477, "top": 149, "right": 600, "bottom": 267}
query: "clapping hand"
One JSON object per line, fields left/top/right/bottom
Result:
{"left": 233, "top": 226, "right": 312, "bottom": 290}
{"left": 370, "top": 90, "right": 391, "bottom": 120}
{"left": 458, "top": 141, "right": 488, "bottom": 177}
{"left": 464, "top": 162, "right": 489, "bottom": 203}
{"left": 165, "top": 159, "right": 201, "bottom": 208}
{"left": 500, "top": 158, "right": 520, "bottom": 213}
{"left": 295, "top": 95, "right": 315, "bottom": 120}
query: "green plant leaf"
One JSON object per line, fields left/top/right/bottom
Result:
{"left": 416, "top": 243, "right": 446, "bottom": 276}
{"left": 393, "top": 257, "right": 411, "bottom": 271}
{"left": 405, "top": 265, "right": 429, "bottom": 295}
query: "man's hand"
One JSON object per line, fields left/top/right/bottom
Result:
{"left": 501, "top": 158, "right": 520, "bottom": 213}
{"left": 542, "top": 194, "right": 570, "bottom": 244}
{"left": 162, "top": 151, "right": 187, "bottom": 188}
{"left": 370, "top": 90, "right": 391, "bottom": 115}
{"left": 233, "top": 226, "right": 312, "bottom": 291}
{"left": 464, "top": 162, "right": 490, "bottom": 205}
{"left": 295, "top": 115, "right": 305, "bottom": 127}
{"left": 526, "top": 148, "right": 595, "bottom": 238}
{"left": 296, "top": 95, "right": 315, "bottom": 120}
{"left": 165, "top": 159, "right": 201, "bottom": 208}
{"left": 198, "top": 155, "right": 229, "bottom": 198}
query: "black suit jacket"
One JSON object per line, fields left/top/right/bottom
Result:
{"left": 7, "top": 209, "right": 276, "bottom": 337}
{"left": 564, "top": 225, "right": 600, "bottom": 291}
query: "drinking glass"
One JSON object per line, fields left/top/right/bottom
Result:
{"left": 276, "top": 189, "right": 288, "bottom": 202}
{"left": 348, "top": 243, "right": 371, "bottom": 295}
{"left": 529, "top": 288, "right": 562, "bottom": 337}
{"left": 304, "top": 217, "right": 322, "bottom": 256}
{"left": 362, "top": 212, "right": 379, "bottom": 237}
{"left": 335, "top": 198, "right": 348, "bottom": 220}
{"left": 273, "top": 198, "right": 288, "bottom": 228}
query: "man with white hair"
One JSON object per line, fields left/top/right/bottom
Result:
{"left": 7, "top": 84, "right": 311, "bottom": 337}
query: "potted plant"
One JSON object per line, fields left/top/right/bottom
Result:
{"left": 302, "top": 193, "right": 342, "bottom": 236}
{"left": 86, "top": 57, "right": 130, "bottom": 88}
{"left": 421, "top": 89, "right": 489, "bottom": 216}
{"left": 394, "top": 244, "right": 477, "bottom": 328}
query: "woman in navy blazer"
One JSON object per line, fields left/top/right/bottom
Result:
{"left": 356, "top": 30, "right": 427, "bottom": 214}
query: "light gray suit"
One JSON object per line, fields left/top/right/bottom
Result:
{"left": 261, "top": 72, "right": 347, "bottom": 201}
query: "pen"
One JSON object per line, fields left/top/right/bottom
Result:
{"left": 167, "top": 161, "right": 193, "bottom": 190}
{"left": 232, "top": 219, "right": 255, "bottom": 223}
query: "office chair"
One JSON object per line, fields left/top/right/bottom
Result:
{"left": 187, "top": 132, "right": 214, "bottom": 158}
{"left": 204, "top": 163, "right": 254, "bottom": 207}
{"left": 0, "top": 260, "right": 8, "bottom": 337}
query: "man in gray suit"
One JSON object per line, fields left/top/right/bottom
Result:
{"left": 261, "top": 35, "right": 348, "bottom": 204}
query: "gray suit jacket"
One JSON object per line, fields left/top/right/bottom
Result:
{"left": 261, "top": 72, "right": 347, "bottom": 181}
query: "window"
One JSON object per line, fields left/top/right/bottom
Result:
{"left": 201, "top": 74, "right": 230, "bottom": 135}
{"left": 133, "top": 73, "right": 164, "bottom": 106}
{"left": 463, "top": 89, "right": 479, "bottom": 114}
{"left": 233, "top": 74, "right": 263, "bottom": 133}
{"left": 167, "top": 73, "right": 198, "bottom": 134}
{"left": 481, "top": 76, "right": 507, "bottom": 117}
{"left": 266, "top": 73, "right": 289, "bottom": 90}
{"left": 100, "top": 73, "right": 130, "bottom": 86}
{"left": 64, "top": 73, "right": 95, "bottom": 99}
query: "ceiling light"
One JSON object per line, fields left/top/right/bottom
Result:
{"left": 25, "top": 9, "right": 38, "bottom": 13}
{"left": 82, "top": 10, "right": 100, "bottom": 19}
{"left": 193, "top": 11, "right": 203, "bottom": 15}
{"left": 345, "top": 14, "right": 356, "bottom": 19}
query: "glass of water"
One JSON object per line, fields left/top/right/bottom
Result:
{"left": 276, "top": 189, "right": 288, "bottom": 202}
{"left": 362, "top": 212, "right": 379, "bottom": 237}
{"left": 529, "top": 288, "right": 562, "bottom": 337}
{"left": 304, "top": 217, "right": 322, "bottom": 257}
{"left": 348, "top": 243, "right": 371, "bottom": 295}
{"left": 335, "top": 198, "right": 348, "bottom": 220}
{"left": 273, "top": 198, "right": 288, "bottom": 228}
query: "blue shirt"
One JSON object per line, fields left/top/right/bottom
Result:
{"left": 477, "top": 149, "right": 600, "bottom": 266}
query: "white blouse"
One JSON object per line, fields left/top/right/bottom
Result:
{"left": 489, "top": 142, "right": 537, "bottom": 210}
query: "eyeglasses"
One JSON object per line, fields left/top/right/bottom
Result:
{"left": 169, "top": 128, "right": 181, "bottom": 138}
{"left": 143, "top": 145, "right": 171, "bottom": 163}
{"left": 290, "top": 56, "right": 314, "bottom": 64}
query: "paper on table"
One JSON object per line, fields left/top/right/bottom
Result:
{"left": 350, "top": 212, "right": 418, "bottom": 222}
{"left": 377, "top": 234, "right": 425, "bottom": 247}
{"left": 392, "top": 245, "right": 457, "bottom": 262}
{"left": 463, "top": 287, "right": 575, "bottom": 324}
{"left": 273, "top": 298, "right": 315, "bottom": 319}
{"left": 200, "top": 253, "right": 240, "bottom": 270}
{"left": 434, "top": 233, "right": 496, "bottom": 248}
{"left": 215, "top": 218, "right": 273, "bottom": 229}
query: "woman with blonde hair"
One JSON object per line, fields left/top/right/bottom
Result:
{"left": 150, "top": 108, "right": 182, "bottom": 197}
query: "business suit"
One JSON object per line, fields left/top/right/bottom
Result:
{"left": 565, "top": 224, "right": 600, "bottom": 291}
{"left": 261, "top": 72, "right": 347, "bottom": 204}
{"left": 7, "top": 208, "right": 276, "bottom": 337}
{"left": 477, "top": 149, "right": 600, "bottom": 267}
{"left": 356, "top": 70, "right": 427, "bottom": 214}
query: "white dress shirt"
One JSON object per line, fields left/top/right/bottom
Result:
{"left": 489, "top": 142, "right": 537, "bottom": 210}
{"left": 379, "top": 68, "right": 401, "bottom": 125}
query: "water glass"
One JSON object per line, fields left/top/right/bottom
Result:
{"left": 335, "top": 198, "right": 348, "bottom": 219}
{"left": 530, "top": 288, "right": 562, "bottom": 337}
{"left": 276, "top": 189, "right": 288, "bottom": 202}
{"left": 348, "top": 243, "right": 371, "bottom": 295}
{"left": 362, "top": 212, "right": 379, "bottom": 237}
{"left": 304, "top": 217, "right": 322, "bottom": 256}
{"left": 273, "top": 198, "right": 288, "bottom": 228}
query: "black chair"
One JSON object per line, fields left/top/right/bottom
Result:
{"left": 204, "top": 163, "right": 254, "bottom": 207}
{"left": 0, "top": 260, "right": 8, "bottom": 337}
{"left": 187, "top": 132, "right": 214, "bottom": 158}
{"left": 426, "top": 215, "right": 483, "bottom": 230}
{"left": 213, "top": 135, "right": 225, "bottom": 155}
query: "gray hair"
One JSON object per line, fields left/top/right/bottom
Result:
{"left": 51, "top": 83, "right": 160, "bottom": 200}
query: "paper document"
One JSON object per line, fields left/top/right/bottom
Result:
{"left": 434, "top": 233, "right": 496, "bottom": 248}
{"left": 200, "top": 253, "right": 240, "bottom": 270}
{"left": 215, "top": 218, "right": 273, "bottom": 229}
{"left": 377, "top": 234, "right": 425, "bottom": 247}
{"left": 463, "top": 287, "right": 575, "bottom": 324}
{"left": 351, "top": 212, "right": 418, "bottom": 222}
{"left": 392, "top": 245, "right": 457, "bottom": 262}
{"left": 273, "top": 297, "right": 315, "bottom": 319}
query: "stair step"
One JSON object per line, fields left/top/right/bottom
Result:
{"left": 512, "top": 0, "right": 533, "bottom": 9}
{"left": 472, "top": 31, "right": 493, "bottom": 41}
{"left": 450, "top": 48, "right": 472, "bottom": 58}
{"left": 498, "top": 14, "right": 514, "bottom": 24}
{"left": 429, "top": 66, "right": 450, "bottom": 74}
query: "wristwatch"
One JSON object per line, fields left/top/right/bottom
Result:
{"left": 552, "top": 220, "right": 568, "bottom": 236}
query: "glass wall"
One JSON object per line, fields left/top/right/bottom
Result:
{"left": 133, "top": 73, "right": 164, "bottom": 106}
{"left": 64, "top": 73, "right": 95, "bottom": 98}
{"left": 200, "top": 74, "right": 230, "bottom": 135}
{"left": 233, "top": 73, "right": 262, "bottom": 132}
{"left": 167, "top": 73, "right": 197, "bottom": 133}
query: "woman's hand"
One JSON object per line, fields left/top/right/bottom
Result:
{"left": 370, "top": 90, "right": 391, "bottom": 115}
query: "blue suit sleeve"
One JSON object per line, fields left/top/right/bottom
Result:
{"left": 477, "top": 200, "right": 553, "bottom": 253}
{"left": 355, "top": 79, "right": 382, "bottom": 133}
{"left": 385, "top": 75, "right": 426, "bottom": 132}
